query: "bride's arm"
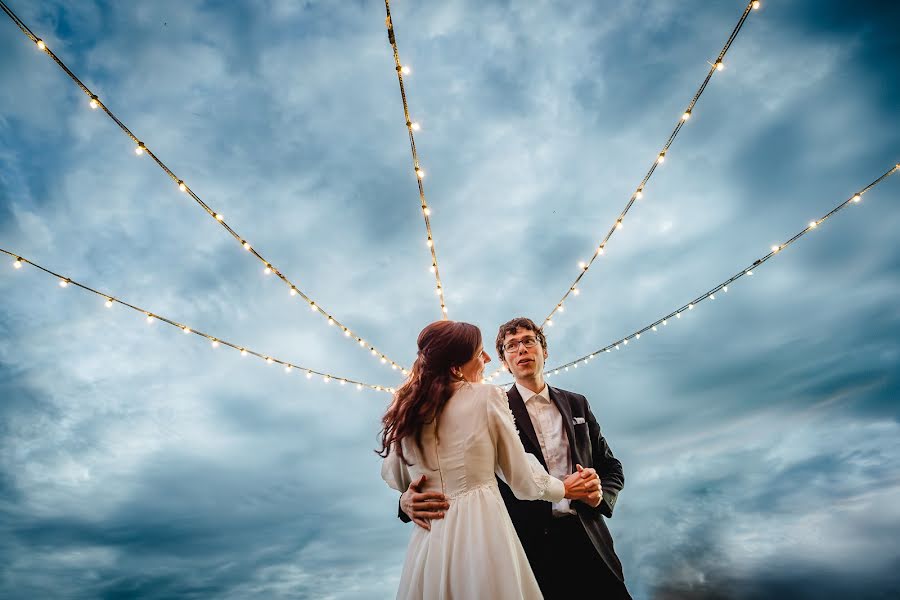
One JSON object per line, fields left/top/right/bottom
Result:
{"left": 486, "top": 386, "right": 565, "bottom": 502}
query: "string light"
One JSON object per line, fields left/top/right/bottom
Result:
{"left": 493, "top": 164, "right": 898, "bottom": 382}
{"left": 384, "top": 0, "right": 449, "bottom": 319}
{"left": 533, "top": 0, "right": 761, "bottom": 336}
{"left": 0, "top": 0, "right": 409, "bottom": 375}
{"left": 105, "top": 298, "right": 114, "bottom": 308}
{"left": 13, "top": 257, "right": 23, "bottom": 269}
{"left": 89, "top": 95, "right": 99, "bottom": 109}
{"left": 0, "top": 248, "right": 393, "bottom": 393}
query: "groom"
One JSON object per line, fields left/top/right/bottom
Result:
{"left": 400, "top": 317, "right": 631, "bottom": 600}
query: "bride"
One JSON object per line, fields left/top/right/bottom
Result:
{"left": 379, "top": 320, "right": 600, "bottom": 599}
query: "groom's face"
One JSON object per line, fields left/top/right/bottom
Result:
{"left": 502, "top": 327, "right": 548, "bottom": 380}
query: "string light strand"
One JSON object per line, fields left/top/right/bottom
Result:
{"left": 539, "top": 1, "right": 759, "bottom": 329}
{"left": 493, "top": 162, "right": 898, "bottom": 383}
{"left": 0, "top": 248, "right": 396, "bottom": 393}
{"left": 384, "top": 0, "right": 449, "bottom": 319}
{"left": 0, "top": 0, "right": 408, "bottom": 375}
{"left": 484, "top": 0, "right": 761, "bottom": 382}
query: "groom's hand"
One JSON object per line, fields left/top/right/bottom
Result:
{"left": 577, "top": 464, "right": 603, "bottom": 508}
{"left": 401, "top": 474, "right": 449, "bottom": 531}
{"left": 564, "top": 464, "right": 602, "bottom": 505}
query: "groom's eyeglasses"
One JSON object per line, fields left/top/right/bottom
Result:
{"left": 503, "top": 337, "right": 538, "bottom": 353}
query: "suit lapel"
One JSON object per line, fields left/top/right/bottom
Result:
{"left": 506, "top": 385, "right": 547, "bottom": 468}
{"left": 548, "top": 386, "right": 582, "bottom": 467}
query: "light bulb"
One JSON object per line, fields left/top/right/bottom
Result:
{"left": 557, "top": 304, "right": 564, "bottom": 312}
{"left": 852, "top": 194, "right": 861, "bottom": 203}
{"left": 344, "top": 328, "right": 351, "bottom": 337}
{"left": 426, "top": 238, "right": 433, "bottom": 247}
{"left": 327, "top": 318, "right": 334, "bottom": 326}
{"left": 616, "top": 220, "right": 623, "bottom": 230}
{"left": 710, "top": 294, "right": 716, "bottom": 300}
{"left": 380, "top": 357, "right": 387, "bottom": 364}
{"left": 746, "top": 270, "right": 754, "bottom": 276}
{"left": 423, "top": 206, "right": 431, "bottom": 215}
{"left": 401, "top": 65, "right": 411, "bottom": 75}
{"left": 359, "top": 339, "right": 366, "bottom": 346}
{"left": 597, "top": 246, "right": 605, "bottom": 255}
{"left": 306, "top": 371, "right": 313, "bottom": 379}
{"left": 636, "top": 333, "right": 641, "bottom": 339}
{"left": 241, "top": 349, "right": 248, "bottom": 356}
{"left": 682, "top": 111, "right": 691, "bottom": 121}
{"left": 723, "top": 286, "right": 729, "bottom": 292}
{"left": 146, "top": 314, "right": 154, "bottom": 323}
{"left": 36, "top": 39, "right": 46, "bottom": 50}
{"left": 688, "top": 303, "right": 694, "bottom": 310}
{"left": 572, "top": 287, "right": 580, "bottom": 296}
{"left": 715, "top": 61, "right": 724, "bottom": 71}
{"left": 13, "top": 259, "right": 22, "bottom": 269}
{"left": 652, "top": 326, "right": 658, "bottom": 331}
{"left": 578, "top": 261, "right": 586, "bottom": 270}
{"left": 264, "top": 265, "right": 272, "bottom": 274}
{"left": 371, "top": 349, "right": 377, "bottom": 356}
{"left": 771, "top": 245, "right": 780, "bottom": 253}
{"left": 285, "top": 365, "right": 292, "bottom": 373}
{"left": 752, "top": 1, "right": 761, "bottom": 9}
{"left": 211, "top": 340, "right": 219, "bottom": 348}
{"left": 178, "top": 181, "right": 186, "bottom": 192}
{"left": 416, "top": 168, "right": 425, "bottom": 179}
{"left": 290, "top": 287, "right": 297, "bottom": 295}
{"left": 183, "top": 327, "right": 191, "bottom": 334}
{"left": 105, "top": 298, "right": 113, "bottom": 308}
{"left": 243, "top": 241, "right": 251, "bottom": 250}
{"left": 59, "top": 279, "right": 68, "bottom": 287}
{"left": 809, "top": 221, "right": 818, "bottom": 228}
{"left": 135, "top": 144, "right": 144, "bottom": 155}
{"left": 215, "top": 213, "right": 224, "bottom": 221}
{"left": 657, "top": 152, "right": 666, "bottom": 164}
{"left": 310, "top": 303, "right": 317, "bottom": 312}
{"left": 623, "top": 339, "right": 629, "bottom": 345}
{"left": 635, "top": 189, "right": 643, "bottom": 199}
{"left": 266, "top": 357, "right": 274, "bottom": 364}
{"left": 89, "top": 97, "right": 99, "bottom": 109}
{"left": 676, "top": 312, "right": 681, "bottom": 318}
{"left": 547, "top": 319, "right": 554, "bottom": 326}
{"left": 663, "top": 319, "right": 668, "bottom": 326}
{"left": 357, "top": 384, "right": 363, "bottom": 390}
{"left": 429, "top": 265, "right": 436, "bottom": 273}
{"left": 323, "top": 376, "right": 330, "bottom": 384}
{"left": 340, "top": 379, "right": 346, "bottom": 385}
{"left": 411, "top": 121, "right": 421, "bottom": 131}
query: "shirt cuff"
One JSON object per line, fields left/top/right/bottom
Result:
{"left": 546, "top": 477, "right": 566, "bottom": 503}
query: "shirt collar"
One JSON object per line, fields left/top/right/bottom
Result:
{"left": 516, "top": 381, "right": 550, "bottom": 404}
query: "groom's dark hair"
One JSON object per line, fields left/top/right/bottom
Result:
{"left": 495, "top": 317, "right": 547, "bottom": 361}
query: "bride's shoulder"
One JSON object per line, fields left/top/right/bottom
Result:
{"left": 465, "top": 382, "right": 508, "bottom": 403}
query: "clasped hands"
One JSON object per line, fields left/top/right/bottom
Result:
{"left": 402, "top": 466, "right": 602, "bottom": 530}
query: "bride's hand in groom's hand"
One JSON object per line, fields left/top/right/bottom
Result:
{"left": 563, "top": 464, "right": 602, "bottom": 502}
{"left": 401, "top": 474, "right": 450, "bottom": 531}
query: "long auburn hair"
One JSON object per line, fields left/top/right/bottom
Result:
{"left": 376, "top": 320, "right": 482, "bottom": 465}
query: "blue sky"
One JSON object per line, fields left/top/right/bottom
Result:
{"left": 1, "top": 1, "right": 899, "bottom": 598}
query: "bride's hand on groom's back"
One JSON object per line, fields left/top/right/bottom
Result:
{"left": 401, "top": 474, "right": 450, "bottom": 531}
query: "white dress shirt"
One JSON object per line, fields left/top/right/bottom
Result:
{"left": 515, "top": 382, "right": 576, "bottom": 517}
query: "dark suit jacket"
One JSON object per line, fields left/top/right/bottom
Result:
{"left": 498, "top": 384, "right": 626, "bottom": 583}
{"left": 398, "top": 384, "right": 626, "bottom": 583}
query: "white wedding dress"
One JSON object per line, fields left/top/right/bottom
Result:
{"left": 382, "top": 382, "right": 565, "bottom": 600}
